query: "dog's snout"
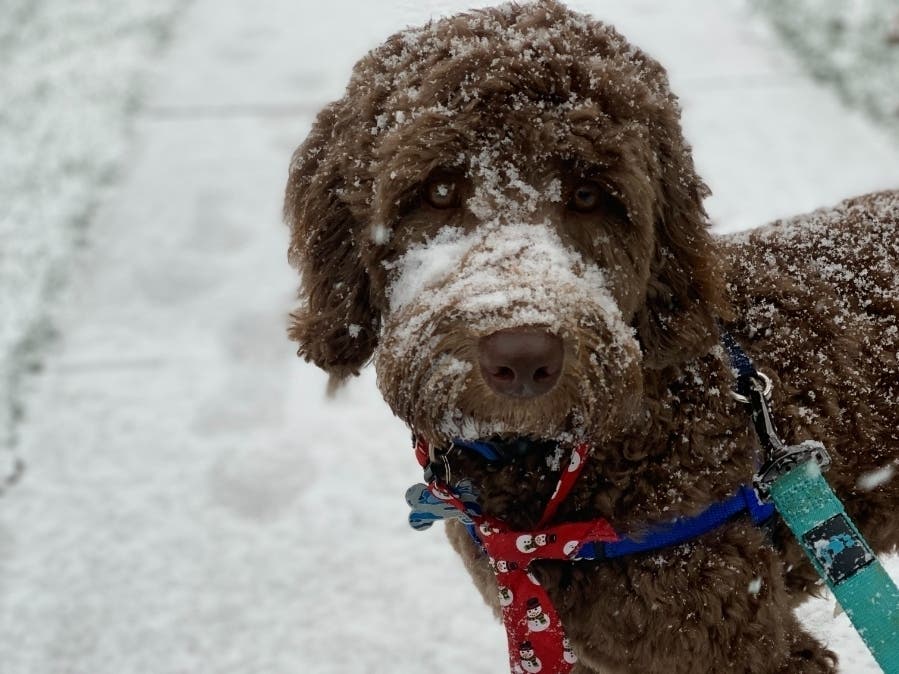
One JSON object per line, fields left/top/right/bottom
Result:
{"left": 478, "top": 329, "right": 564, "bottom": 398}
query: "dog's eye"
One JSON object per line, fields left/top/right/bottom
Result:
{"left": 568, "top": 181, "right": 603, "bottom": 213}
{"left": 424, "top": 177, "right": 460, "bottom": 209}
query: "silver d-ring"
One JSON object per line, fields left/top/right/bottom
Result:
{"left": 730, "top": 371, "right": 774, "bottom": 404}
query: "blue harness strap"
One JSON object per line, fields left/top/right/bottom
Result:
{"left": 720, "top": 330, "right": 756, "bottom": 393}
{"left": 462, "top": 486, "right": 774, "bottom": 562}
{"left": 580, "top": 486, "right": 773, "bottom": 559}
{"left": 452, "top": 439, "right": 504, "bottom": 462}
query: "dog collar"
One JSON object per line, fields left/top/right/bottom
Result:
{"left": 414, "top": 436, "right": 559, "bottom": 473}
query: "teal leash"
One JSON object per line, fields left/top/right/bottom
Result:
{"left": 732, "top": 354, "right": 899, "bottom": 673}
{"left": 770, "top": 468, "right": 899, "bottom": 672}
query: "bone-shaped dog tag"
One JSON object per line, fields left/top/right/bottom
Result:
{"left": 405, "top": 483, "right": 477, "bottom": 531}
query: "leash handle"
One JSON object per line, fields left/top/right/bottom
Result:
{"left": 770, "top": 465, "right": 899, "bottom": 673}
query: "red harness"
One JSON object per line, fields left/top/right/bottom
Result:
{"left": 415, "top": 439, "right": 619, "bottom": 673}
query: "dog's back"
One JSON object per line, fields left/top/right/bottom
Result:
{"left": 721, "top": 190, "right": 899, "bottom": 556}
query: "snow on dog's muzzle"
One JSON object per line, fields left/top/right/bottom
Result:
{"left": 374, "top": 221, "right": 644, "bottom": 443}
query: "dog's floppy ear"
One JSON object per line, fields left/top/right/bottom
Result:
{"left": 634, "top": 140, "right": 731, "bottom": 369}
{"left": 284, "top": 101, "right": 379, "bottom": 381}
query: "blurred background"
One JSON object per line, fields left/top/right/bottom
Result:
{"left": 1, "top": 1, "right": 898, "bottom": 672}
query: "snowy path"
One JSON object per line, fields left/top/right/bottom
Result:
{"left": 1, "top": 1, "right": 898, "bottom": 673}
{"left": 0, "top": 0, "right": 185, "bottom": 486}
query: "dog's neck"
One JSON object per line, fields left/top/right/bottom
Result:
{"left": 439, "top": 347, "right": 758, "bottom": 532}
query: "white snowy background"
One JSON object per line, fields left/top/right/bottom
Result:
{"left": 1, "top": 0, "right": 898, "bottom": 672}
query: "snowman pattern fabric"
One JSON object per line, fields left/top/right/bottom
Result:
{"left": 412, "top": 442, "right": 620, "bottom": 674}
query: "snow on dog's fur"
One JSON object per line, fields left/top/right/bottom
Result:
{"left": 284, "top": 2, "right": 899, "bottom": 672}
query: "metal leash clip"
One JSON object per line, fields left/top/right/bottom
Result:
{"left": 729, "top": 370, "right": 774, "bottom": 404}
{"left": 734, "top": 372, "right": 831, "bottom": 498}
{"left": 422, "top": 443, "right": 457, "bottom": 484}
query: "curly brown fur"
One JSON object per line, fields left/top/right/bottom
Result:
{"left": 284, "top": 2, "right": 898, "bottom": 672}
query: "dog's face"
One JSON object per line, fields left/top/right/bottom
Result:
{"left": 285, "top": 0, "right": 726, "bottom": 447}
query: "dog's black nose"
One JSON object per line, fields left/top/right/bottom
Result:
{"left": 478, "top": 328, "right": 564, "bottom": 398}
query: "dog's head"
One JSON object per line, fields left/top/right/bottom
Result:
{"left": 285, "top": 0, "right": 727, "bottom": 446}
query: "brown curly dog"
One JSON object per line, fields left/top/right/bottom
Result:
{"left": 283, "top": 1, "right": 899, "bottom": 671}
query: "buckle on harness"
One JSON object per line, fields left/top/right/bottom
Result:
{"left": 733, "top": 373, "right": 831, "bottom": 498}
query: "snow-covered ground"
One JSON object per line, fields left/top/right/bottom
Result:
{"left": 0, "top": 1, "right": 897, "bottom": 673}
{"left": 0, "top": 0, "right": 185, "bottom": 478}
